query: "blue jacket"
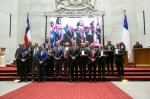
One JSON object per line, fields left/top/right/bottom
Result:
{"left": 36, "top": 50, "right": 48, "bottom": 64}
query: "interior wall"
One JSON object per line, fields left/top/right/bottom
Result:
{"left": 0, "top": 0, "right": 18, "bottom": 63}
{"left": 1, "top": 0, "right": 150, "bottom": 62}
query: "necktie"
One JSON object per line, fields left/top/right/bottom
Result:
{"left": 80, "top": 32, "right": 82, "bottom": 39}
{"left": 92, "top": 50, "right": 94, "bottom": 59}
{"left": 56, "top": 47, "right": 58, "bottom": 51}
{"left": 73, "top": 47, "right": 75, "bottom": 52}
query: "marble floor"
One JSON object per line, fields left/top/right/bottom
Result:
{"left": 0, "top": 81, "right": 150, "bottom": 99}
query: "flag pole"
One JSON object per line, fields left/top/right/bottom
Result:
{"left": 9, "top": 13, "right": 12, "bottom": 37}
{"left": 102, "top": 13, "right": 105, "bottom": 46}
{"left": 123, "top": 10, "right": 126, "bottom": 15}
{"left": 45, "top": 15, "right": 48, "bottom": 39}
{"left": 27, "top": 12, "right": 29, "bottom": 17}
{"left": 143, "top": 11, "right": 146, "bottom": 35}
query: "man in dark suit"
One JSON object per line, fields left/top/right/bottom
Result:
{"left": 15, "top": 43, "right": 22, "bottom": 76}
{"left": 36, "top": 44, "right": 48, "bottom": 82}
{"left": 133, "top": 41, "right": 143, "bottom": 48}
{"left": 27, "top": 41, "right": 34, "bottom": 73}
{"left": 63, "top": 42, "right": 70, "bottom": 77}
{"left": 115, "top": 43, "right": 125, "bottom": 79}
{"left": 18, "top": 44, "right": 30, "bottom": 82}
{"left": 31, "top": 42, "right": 39, "bottom": 77}
{"left": 45, "top": 44, "right": 54, "bottom": 77}
{"left": 56, "top": 17, "right": 61, "bottom": 25}
{"left": 87, "top": 43, "right": 99, "bottom": 82}
{"left": 98, "top": 44, "right": 106, "bottom": 79}
{"left": 85, "top": 41, "right": 90, "bottom": 50}
{"left": 79, "top": 42, "right": 88, "bottom": 79}
{"left": 43, "top": 37, "right": 50, "bottom": 48}
{"left": 69, "top": 40, "right": 80, "bottom": 82}
{"left": 104, "top": 41, "right": 115, "bottom": 74}
{"left": 52, "top": 41, "right": 63, "bottom": 77}
{"left": 76, "top": 27, "right": 84, "bottom": 42}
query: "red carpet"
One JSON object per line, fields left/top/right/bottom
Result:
{"left": 0, "top": 82, "right": 132, "bottom": 99}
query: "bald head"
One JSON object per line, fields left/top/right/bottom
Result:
{"left": 56, "top": 41, "right": 60, "bottom": 47}
{"left": 116, "top": 43, "right": 120, "bottom": 48}
{"left": 99, "top": 44, "right": 104, "bottom": 49}
{"left": 91, "top": 43, "right": 95, "bottom": 49}
{"left": 65, "top": 42, "right": 69, "bottom": 47}
{"left": 81, "top": 43, "right": 85, "bottom": 47}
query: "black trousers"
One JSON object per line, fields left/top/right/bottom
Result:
{"left": 16, "top": 60, "right": 20, "bottom": 76}
{"left": 20, "top": 62, "right": 28, "bottom": 81}
{"left": 38, "top": 64, "right": 46, "bottom": 81}
{"left": 70, "top": 61, "right": 78, "bottom": 81}
{"left": 106, "top": 56, "right": 114, "bottom": 72}
{"left": 88, "top": 62, "right": 97, "bottom": 81}
{"left": 79, "top": 59, "right": 86, "bottom": 78}
{"left": 115, "top": 60, "right": 124, "bottom": 77}
{"left": 98, "top": 57, "right": 106, "bottom": 78}
{"left": 54, "top": 60, "right": 62, "bottom": 76}
{"left": 64, "top": 58, "right": 70, "bottom": 76}
{"left": 46, "top": 59, "right": 54, "bottom": 76}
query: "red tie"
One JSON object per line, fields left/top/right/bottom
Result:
{"left": 92, "top": 50, "right": 94, "bottom": 59}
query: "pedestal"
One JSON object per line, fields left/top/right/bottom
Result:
{"left": 0, "top": 48, "right": 6, "bottom": 67}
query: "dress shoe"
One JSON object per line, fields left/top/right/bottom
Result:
{"left": 70, "top": 79, "right": 73, "bottom": 82}
{"left": 18, "top": 80, "right": 23, "bottom": 83}
{"left": 25, "top": 80, "right": 28, "bottom": 83}
{"left": 42, "top": 79, "right": 45, "bottom": 83}
{"left": 75, "top": 79, "right": 78, "bottom": 82}
{"left": 89, "top": 80, "right": 92, "bottom": 83}
{"left": 38, "top": 79, "right": 41, "bottom": 82}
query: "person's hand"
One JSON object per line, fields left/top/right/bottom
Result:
{"left": 92, "top": 59, "right": 95, "bottom": 62}
{"left": 21, "top": 59, "right": 25, "bottom": 62}
{"left": 72, "top": 57, "right": 75, "bottom": 60}
{"left": 40, "top": 61, "right": 43, "bottom": 64}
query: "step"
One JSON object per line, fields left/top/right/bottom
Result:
{"left": 0, "top": 76, "right": 121, "bottom": 81}
{"left": 124, "top": 72, "right": 150, "bottom": 76}
{"left": 124, "top": 76, "right": 150, "bottom": 81}
{"left": 6, "top": 64, "right": 16, "bottom": 67}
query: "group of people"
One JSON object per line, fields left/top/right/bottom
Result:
{"left": 15, "top": 37, "right": 126, "bottom": 83}
{"left": 50, "top": 19, "right": 101, "bottom": 47}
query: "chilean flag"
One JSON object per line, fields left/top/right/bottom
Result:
{"left": 24, "top": 15, "right": 32, "bottom": 45}
{"left": 121, "top": 15, "right": 131, "bottom": 59}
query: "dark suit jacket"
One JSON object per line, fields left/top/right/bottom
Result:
{"left": 36, "top": 50, "right": 48, "bottom": 64}
{"left": 87, "top": 48, "right": 99, "bottom": 64}
{"left": 15, "top": 48, "right": 22, "bottom": 60}
{"left": 52, "top": 46, "right": 63, "bottom": 61}
{"left": 69, "top": 46, "right": 80, "bottom": 61}
{"left": 104, "top": 44, "right": 115, "bottom": 56}
{"left": 98, "top": 48, "right": 107, "bottom": 57}
{"left": 79, "top": 47, "right": 88, "bottom": 63}
{"left": 45, "top": 48, "right": 53, "bottom": 60}
{"left": 114, "top": 48, "right": 124, "bottom": 63}
{"left": 133, "top": 44, "right": 143, "bottom": 48}
{"left": 18, "top": 50, "right": 30, "bottom": 63}
{"left": 63, "top": 47, "right": 69, "bottom": 59}
{"left": 43, "top": 42, "right": 50, "bottom": 48}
